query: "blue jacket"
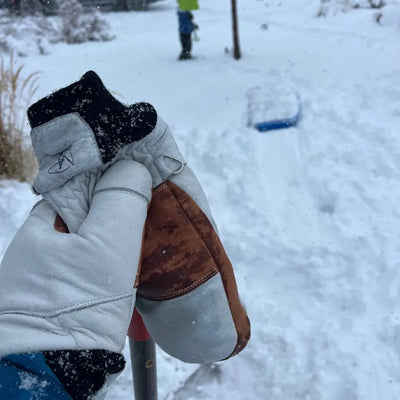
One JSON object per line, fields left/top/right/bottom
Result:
{"left": 0, "top": 353, "right": 71, "bottom": 400}
{"left": 178, "top": 11, "right": 195, "bottom": 34}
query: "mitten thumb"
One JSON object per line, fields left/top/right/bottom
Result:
{"left": 78, "top": 160, "right": 152, "bottom": 259}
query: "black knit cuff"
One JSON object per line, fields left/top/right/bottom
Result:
{"left": 43, "top": 349, "right": 125, "bottom": 400}
{"left": 28, "top": 70, "right": 157, "bottom": 163}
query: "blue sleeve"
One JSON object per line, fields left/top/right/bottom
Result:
{"left": 0, "top": 353, "right": 72, "bottom": 400}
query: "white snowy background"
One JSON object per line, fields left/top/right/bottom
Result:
{"left": 1, "top": 0, "right": 400, "bottom": 399}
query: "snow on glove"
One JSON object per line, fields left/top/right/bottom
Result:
{"left": 123, "top": 119, "right": 251, "bottom": 363}
{"left": 27, "top": 70, "right": 157, "bottom": 233}
{"left": 0, "top": 160, "right": 151, "bottom": 357}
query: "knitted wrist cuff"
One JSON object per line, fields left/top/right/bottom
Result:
{"left": 43, "top": 349, "right": 125, "bottom": 400}
{"left": 28, "top": 70, "right": 157, "bottom": 164}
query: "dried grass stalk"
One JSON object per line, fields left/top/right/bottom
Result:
{"left": 0, "top": 53, "right": 40, "bottom": 182}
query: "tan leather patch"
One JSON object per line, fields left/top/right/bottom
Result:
{"left": 138, "top": 181, "right": 250, "bottom": 356}
{"left": 137, "top": 182, "right": 219, "bottom": 300}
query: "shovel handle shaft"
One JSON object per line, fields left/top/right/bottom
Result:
{"left": 128, "top": 309, "right": 158, "bottom": 400}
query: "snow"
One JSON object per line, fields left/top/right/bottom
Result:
{"left": 1, "top": 0, "right": 400, "bottom": 399}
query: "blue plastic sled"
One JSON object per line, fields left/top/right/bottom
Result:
{"left": 247, "top": 85, "right": 302, "bottom": 132}
{"left": 254, "top": 105, "right": 302, "bottom": 132}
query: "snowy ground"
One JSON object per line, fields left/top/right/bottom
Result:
{"left": 1, "top": 0, "right": 400, "bottom": 399}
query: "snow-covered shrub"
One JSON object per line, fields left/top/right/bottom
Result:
{"left": 0, "top": 0, "right": 115, "bottom": 56}
{"left": 318, "top": 0, "right": 386, "bottom": 16}
{"left": 0, "top": 54, "right": 38, "bottom": 182}
{"left": 59, "top": 0, "right": 114, "bottom": 44}
{"left": 0, "top": 12, "right": 61, "bottom": 56}
{"left": 14, "top": 0, "right": 45, "bottom": 16}
{"left": 375, "top": 1, "right": 400, "bottom": 25}
{"left": 317, "top": 0, "right": 400, "bottom": 26}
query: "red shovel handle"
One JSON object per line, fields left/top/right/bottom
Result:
{"left": 128, "top": 308, "right": 151, "bottom": 341}
{"left": 128, "top": 308, "right": 158, "bottom": 400}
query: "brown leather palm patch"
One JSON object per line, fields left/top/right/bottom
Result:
{"left": 138, "top": 181, "right": 250, "bottom": 358}
{"left": 137, "top": 182, "right": 219, "bottom": 300}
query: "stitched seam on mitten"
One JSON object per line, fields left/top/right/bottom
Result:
{"left": 0, "top": 292, "right": 133, "bottom": 318}
{"left": 141, "top": 268, "right": 219, "bottom": 301}
{"left": 93, "top": 187, "right": 150, "bottom": 204}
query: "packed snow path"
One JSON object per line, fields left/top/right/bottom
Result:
{"left": 1, "top": 0, "right": 399, "bottom": 399}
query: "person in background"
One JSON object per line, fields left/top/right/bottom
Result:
{"left": 177, "top": 0, "right": 199, "bottom": 60}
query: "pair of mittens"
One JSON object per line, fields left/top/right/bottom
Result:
{"left": 28, "top": 71, "right": 250, "bottom": 364}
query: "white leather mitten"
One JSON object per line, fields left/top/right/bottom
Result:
{"left": 123, "top": 115, "right": 251, "bottom": 363}
{"left": 0, "top": 160, "right": 152, "bottom": 357}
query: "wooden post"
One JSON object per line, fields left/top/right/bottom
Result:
{"left": 231, "top": 0, "right": 241, "bottom": 59}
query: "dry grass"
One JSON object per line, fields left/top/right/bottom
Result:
{"left": 0, "top": 53, "right": 40, "bottom": 182}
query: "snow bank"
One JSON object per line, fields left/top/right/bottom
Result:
{"left": 0, "top": 181, "right": 36, "bottom": 256}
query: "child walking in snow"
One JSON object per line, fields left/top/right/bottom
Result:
{"left": 177, "top": 0, "right": 199, "bottom": 60}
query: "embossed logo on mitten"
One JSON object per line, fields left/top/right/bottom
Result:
{"left": 48, "top": 148, "right": 74, "bottom": 174}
